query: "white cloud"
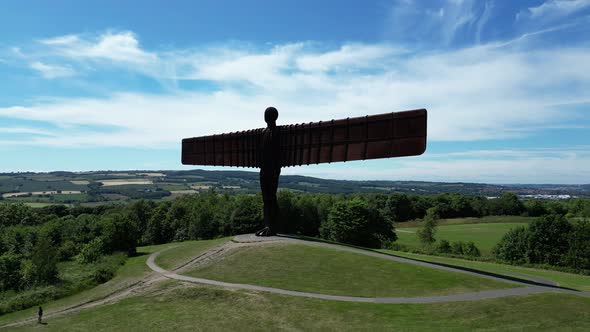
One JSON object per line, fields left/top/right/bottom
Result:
{"left": 296, "top": 44, "right": 401, "bottom": 72}
{"left": 517, "top": 0, "right": 590, "bottom": 22}
{"left": 39, "top": 31, "right": 157, "bottom": 65}
{"left": 29, "top": 61, "right": 75, "bottom": 79}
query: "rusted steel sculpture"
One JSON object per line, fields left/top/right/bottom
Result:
{"left": 182, "top": 107, "right": 427, "bottom": 236}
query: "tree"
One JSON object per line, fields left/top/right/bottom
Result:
{"left": 493, "top": 226, "right": 528, "bottom": 263}
{"left": 385, "top": 194, "right": 413, "bottom": 222}
{"left": 229, "top": 195, "right": 263, "bottom": 234}
{"left": 145, "top": 203, "right": 173, "bottom": 244}
{"left": 526, "top": 214, "right": 572, "bottom": 266}
{"left": 489, "top": 192, "right": 524, "bottom": 216}
{"left": 417, "top": 207, "right": 439, "bottom": 247}
{"left": 127, "top": 200, "right": 155, "bottom": 244}
{"left": 101, "top": 213, "right": 139, "bottom": 256}
{"left": 30, "top": 234, "right": 58, "bottom": 285}
{"left": 320, "top": 199, "right": 394, "bottom": 248}
{"left": 524, "top": 200, "right": 547, "bottom": 217}
{"left": 564, "top": 219, "right": 590, "bottom": 270}
{"left": 0, "top": 253, "right": 22, "bottom": 291}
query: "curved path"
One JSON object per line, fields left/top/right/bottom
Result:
{"left": 147, "top": 234, "right": 590, "bottom": 304}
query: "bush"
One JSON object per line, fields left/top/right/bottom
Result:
{"left": 436, "top": 239, "right": 452, "bottom": 254}
{"left": 57, "top": 240, "right": 79, "bottom": 261}
{"left": 78, "top": 238, "right": 105, "bottom": 264}
{"left": 321, "top": 199, "right": 394, "bottom": 248}
{"left": 92, "top": 265, "right": 115, "bottom": 283}
{"left": 463, "top": 241, "right": 481, "bottom": 257}
{"left": 450, "top": 241, "right": 465, "bottom": 255}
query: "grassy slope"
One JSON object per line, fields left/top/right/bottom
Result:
{"left": 0, "top": 243, "right": 168, "bottom": 326}
{"left": 380, "top": 249, "right": 590, "bottom": 292}
{"left": 12, "top": 283, "right": 590, "bottom": 331}
{"left": 185, "top": 243, "right": 515, "bottom": 297}
{"left": 0, "top": 239, "right": 233, "bottom": 326}
{"left": 395, "top": 222, "right": 524, "bottom": 254}
{"left": 154, "top": 238, "right": 230, "bottom": 271}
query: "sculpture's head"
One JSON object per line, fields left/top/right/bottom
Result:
{"left": 264, "top": 106, "right": 278, "bottom": 127}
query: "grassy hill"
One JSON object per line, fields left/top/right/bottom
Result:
{"left": 2, "top": 238, "right": 590, "bottom": 331}
{"left": 184, "top": 243, "right": 515, "bottom": 297}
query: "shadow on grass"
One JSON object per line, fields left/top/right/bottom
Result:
{"left": 278, "top": 234, "right": 580, "bottom": 292}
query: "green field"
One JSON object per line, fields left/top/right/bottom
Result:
{"left": 395, "top": 222, "right": 524, "bottom": 254}
{"left": 397, "top": 215, "right": 534, "bottom": 228}
{"left": 185, "top": 243, "right": 515, "bottom": 297}
{"left": 380, "top": 249, "right": 590, "bottom": 292}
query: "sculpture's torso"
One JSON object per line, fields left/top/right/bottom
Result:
{"left": 260, "top": 126, "right": 281, "bottom": 170}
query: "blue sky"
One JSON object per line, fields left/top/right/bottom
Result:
{"left": 0, "top": 0, "right": 589, "bottom": 184}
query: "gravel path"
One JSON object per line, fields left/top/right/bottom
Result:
{"left": 146, "top": 234, "right": 590, "bottom": 303}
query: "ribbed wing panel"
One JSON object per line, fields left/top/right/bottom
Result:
{"left": 279, "top": 109, "right": 427, "bottom": 167}
{"left": 182, "top": 129, "right": 263, "bottom": 168}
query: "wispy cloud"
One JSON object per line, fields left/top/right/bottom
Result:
{"left": 29, "top": 61, "right": 75, "bottom": 79}
{"left": 385, "top": 0, "right": 483, "bottom": 46}
{"left": 0, "top": 127, "right": 55, "bottom": 136}
{"left": 517, "top": 0, "right": 590, "bottom": 22}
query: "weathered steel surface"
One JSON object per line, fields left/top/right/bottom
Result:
{"left": 181, "top": 108, "right": 427, "bottom": 167}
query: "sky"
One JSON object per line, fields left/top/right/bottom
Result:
{"left": 0, "top": 0, "right": 589, "bottom": 184}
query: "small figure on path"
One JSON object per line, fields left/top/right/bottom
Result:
{"left": 37, "top": 306, "right": 43, "bottom": 324}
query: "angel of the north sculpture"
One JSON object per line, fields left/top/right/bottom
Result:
{"left": 182, "top": 107, "right": 427, "bottom": 236}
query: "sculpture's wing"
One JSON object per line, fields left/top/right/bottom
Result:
{"left": 182, "top": 129, "right": 263, "bottom": 168}
{"left": 279, "top": 109, "right": 427, "bottom": 167}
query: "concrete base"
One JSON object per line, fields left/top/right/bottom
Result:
{"left": 232, "top": 233, "right": 289, "bottom": 243}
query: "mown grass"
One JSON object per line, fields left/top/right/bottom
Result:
{"left": 185, "top": 243, "right": 516, "bottom": 297}
{"left": 154, "top": 237, "right": 231, "bottom": 271}
{"left": 12, "top": 282, "right": 590, "bottom": 331}
{"left": 395, "top": 222, "right": 524, "bottom": 254}
{"left": 380, "top": 249, "right": 590, "bottom": 292}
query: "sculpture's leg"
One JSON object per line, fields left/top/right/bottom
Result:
{"left": 256, "top": 167, "right": 280, "bottom": 237}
